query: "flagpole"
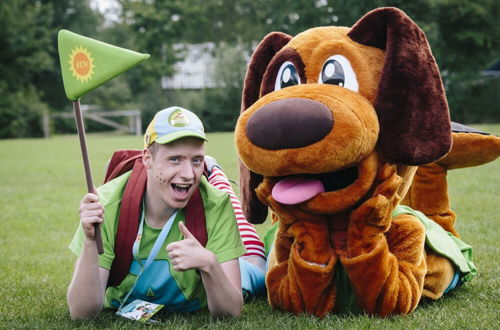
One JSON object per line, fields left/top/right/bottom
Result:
{"left": 73, "top": 100, "right": 104, "bottom": 254}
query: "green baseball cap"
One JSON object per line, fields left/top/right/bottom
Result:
{"left": 144, "top": 106, "right": 208, "bottom": 148}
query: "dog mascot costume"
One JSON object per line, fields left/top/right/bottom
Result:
{"left": 234, "top": 7, "right": 500, "bottom": 317}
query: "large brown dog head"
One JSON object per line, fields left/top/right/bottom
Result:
{"left": 235, "top": 7, "right": 451, "bottom": 223}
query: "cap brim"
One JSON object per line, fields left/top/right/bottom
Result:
{"left": 154, "top": 131, "right": 208, "bottom": 145}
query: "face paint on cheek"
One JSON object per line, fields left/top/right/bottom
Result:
{"left": 156, "top": 172, "right": 166, "bottom": 185}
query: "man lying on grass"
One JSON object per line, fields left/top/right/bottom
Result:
{"left": 67, "top": 107, "right": 265, "bottom": 320}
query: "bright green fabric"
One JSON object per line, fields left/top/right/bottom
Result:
{"left": 58, "top": 29, "right": 149, "bottom": 100}
{"left": 263, "top": 221, "right": 279, "bottom": 256}
{"left": 69, "top": 172, "right": 246, "bottom": 309}
{"left": 392, "top": 205, "right": 477, "bottom": 283}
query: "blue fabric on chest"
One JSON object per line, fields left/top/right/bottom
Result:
{"left": 128, "top": 259, "right": 201, "bottom": 312}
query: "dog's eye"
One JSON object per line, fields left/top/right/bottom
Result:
{"left": 275, "top": 61, "right": 300, "bottom": 91}
{"left": 319, "top": 55, "right": 358, "bottom": 92}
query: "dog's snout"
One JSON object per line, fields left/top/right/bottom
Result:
{"left": 246, "top": 98, "right": 333, "bottom": 150}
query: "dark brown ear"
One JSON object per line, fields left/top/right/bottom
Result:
{"left": 348, "top": 7, "right": 451, "bottom": 165}
{"left": 239, "top": 32, "right": 291, "bottom": 224}
{"left": 242, "top": 32, "right": 292, "bottom": 109}
{"left": 239, "top": 161, "right": 267, "bottom": 224}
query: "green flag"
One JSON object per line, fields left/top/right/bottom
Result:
{"left": 58, "top": 29, "right": 150, "bottom": 101}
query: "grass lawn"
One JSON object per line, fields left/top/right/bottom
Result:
{"left": 0, "top": 125, "right": 499, "bottom": 329}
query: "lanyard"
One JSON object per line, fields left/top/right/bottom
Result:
{"left": 118, "top": 204, "right": 178, "bottom": 311}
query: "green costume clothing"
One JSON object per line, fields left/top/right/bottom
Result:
{"left": 392, "top": 205, "right": 477, "bottom": 284}
{"left": 69, "top": 172, "right": 246, "bottom": 311}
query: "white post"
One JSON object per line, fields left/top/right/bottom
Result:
{"left": 135, "top": 113, "right": 142, "bottom": 136}
{"left": 43, "top": 111, "right": 50, "bottom": 138}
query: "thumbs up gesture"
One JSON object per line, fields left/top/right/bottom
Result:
{"left": 178, "top": 221, "right": 198, "bottom": 242}
{"left": 166, "top": 222, "right": 216, "bottom": 272}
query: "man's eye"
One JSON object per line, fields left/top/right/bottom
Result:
{"left": 192, "top": 158, "right": 204, "bottom": 165}
{"left": 169, "top": 157, "right": 180, "bottom": 163}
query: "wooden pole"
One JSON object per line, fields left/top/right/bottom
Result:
{"left": 73, "top": 100, "right": 104, "bottom": 254}
{"left": 42, "top": 111, "right": 50, "bottom": 138}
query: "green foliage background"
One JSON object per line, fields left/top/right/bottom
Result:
{"left": 0, "top": 0, "right": 499, "bottom": 138}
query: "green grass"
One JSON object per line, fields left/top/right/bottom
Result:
{"left": 0, "top": 125, "right": 499, "bottom": 329}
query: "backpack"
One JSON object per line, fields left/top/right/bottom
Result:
{"left": 103, "top": 149, "right": 208, "bottom": 287}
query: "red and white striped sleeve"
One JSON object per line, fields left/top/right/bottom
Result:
{"left": 208, "top": 167, "right": 266, "bottom": 259}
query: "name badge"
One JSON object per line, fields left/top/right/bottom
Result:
{"left": 116, "top": 299, "right": 164, "bottom": 323}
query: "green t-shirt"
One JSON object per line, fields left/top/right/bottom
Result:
{"left": 69, "top": 172, "right": 246, "bottom": 311}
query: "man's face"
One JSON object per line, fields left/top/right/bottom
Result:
{"left": 143, "top": 137, "right": 205, "bottom": 210}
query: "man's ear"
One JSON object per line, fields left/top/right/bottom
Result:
{"left": 142, "top": 148, "right": 153, "bottom": 169}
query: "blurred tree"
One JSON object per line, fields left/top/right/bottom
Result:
{"left": 0, "top": 84, "right": 48, "bottom": 139}
{"left": 433, "top": 0, "right": 500, "bottom": 122}
{"left": 0, "top": 1, "right": 54, "bottom": 137}
{"left": 116, "top": 0, "right": 187, "bottom": 93}
{"left": 0, "top": 0, "right": 105, "bottom": 137}
{"left": 200, "top": 42, "right": 249, "bottom": 131}
{"left": 0, "top": 1, "right": 53, "bottom": 93}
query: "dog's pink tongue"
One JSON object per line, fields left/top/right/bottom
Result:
{"left": 272, "top": 176, "right": 325, "bottom": 205}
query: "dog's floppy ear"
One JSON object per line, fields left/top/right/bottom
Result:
{"left": 348, "top": 7, "right": 451, "bottom": 165}
{"left": 239, "top": 32, "right": 291, "bottom": 224}
{"left": 239, "top": 161, "right": 267, "bottom": 223}
{"left": 242, "top": 32, "right": 292, "bottom": 109}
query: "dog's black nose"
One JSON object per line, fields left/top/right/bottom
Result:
{"left": 246, "top": 98, "right": 333, "bottom": 150}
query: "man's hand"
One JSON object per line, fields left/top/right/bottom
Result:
{"left": 166, "top": 222, "right": 216, "bottom": 273}
{"left": 79, "top": 193, "right": 104, "bottom": 240}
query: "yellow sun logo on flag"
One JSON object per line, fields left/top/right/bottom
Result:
{"left": 68, "top": 46, "right": 95, "bottom": 83}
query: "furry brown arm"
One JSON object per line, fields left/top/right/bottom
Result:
{"left": 257, "top": 182, "right": 339, "bottom": 317}
{"left": 341, "top": 164, "right": 427, "bottom": 316}
{"left": 342, "top": 214, "right": 427, "bottom": 316}
{"left": 266, "top": 220, "right": 338, "bottom": 317}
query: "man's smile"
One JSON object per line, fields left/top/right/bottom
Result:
{"left": 171, "top": 183, "right": 193, "bottom": 199}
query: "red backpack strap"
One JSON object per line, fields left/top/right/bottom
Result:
{"left": 107, "top": 158, "right": 147, "bottom": 287}
{"left": 104, "top": 149, "right": 143, "bottom": 183}
{"left": 185, "top": 188, "right": 208, "bottom": 246}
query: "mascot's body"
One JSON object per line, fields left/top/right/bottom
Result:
{"left": 234, "top": 7, "right": 500, "bottom": 317}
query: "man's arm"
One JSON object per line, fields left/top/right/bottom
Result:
{"left": 201, "top": 258, "right": 243, "bottom": 317}
{"left": 67, "top": 193, "right": 110, "bottom": 320}
{"left": 167, "top": 222, "right": 243, "bottom": 317}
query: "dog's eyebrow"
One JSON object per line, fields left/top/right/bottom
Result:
{"left": 261, "top": 48, "right": 306, "bottom": 97}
